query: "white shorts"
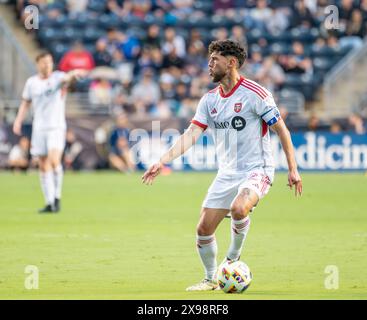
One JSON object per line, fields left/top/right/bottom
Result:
{"left": 31, "top": 129, "right": 66, "bottom": 157}
{"left": 202, "top": 168, "right": 274, "bottom": 210}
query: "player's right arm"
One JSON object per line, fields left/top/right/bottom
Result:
{"left": 142, "top": 94, "right": 209, "bottom": 185}
{"left": 14, "top": 77, "right": 33, "bottom": 136}
{"left": 13, "top": 76, "right": 33, "bottom": 137}
{"left": 13, "top": 100, "right": 32, "bottom": 135}
{"left": 141, "top": 123, "right": 204, "bottom": 185}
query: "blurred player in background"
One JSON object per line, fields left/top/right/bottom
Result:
{"left": 143, "top": 40, "right": 302, "bottom": 291}
{"left": 13, "top": 52, "right": 87, "bottom": 213}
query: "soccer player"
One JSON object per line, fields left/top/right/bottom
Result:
{"left": 13, "top": 52, "right": 87, "bottom": 213}
{"left": 142, "top": 40, "right": 302, "bottom": 291}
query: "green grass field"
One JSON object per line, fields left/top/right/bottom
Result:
{"left": 0, "top": 171, "right": 366, "bottom": 300}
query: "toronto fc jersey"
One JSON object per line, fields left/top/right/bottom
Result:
{"left": 191, "top": 76, "right": 281, "bottom": 174}
{"left": 22, "top": 71, "right": 67, "bottom": 131}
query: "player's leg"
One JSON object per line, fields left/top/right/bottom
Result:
{"left": 226, "top": 188, "right": 259, "bottom": 261}
{"left": 109, "top": 153, "right": 128, "bottom": 172}
{"left": 186, "top": 208, "right": 228, "bottom": 291}
{"left": 47, "top": 129, "right": 66, "bottom": 212}
{"left": 226, "top": 171, "right": 273, "bottom": 261}
{"left": 48, "top": 149, "right": 64, "bottom": 212}
{"left": 38, "top": 155, "right": 56, "bottom": 212}
{"left": 31, "top": 130, "right": 56, "bottom": 212}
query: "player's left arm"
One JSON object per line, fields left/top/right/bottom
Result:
{"left": 271, "top": 119, "right": 302, "bottom": 196}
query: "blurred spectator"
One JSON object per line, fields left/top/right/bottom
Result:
{"left": 149, "top": 100, "right": 173, "bottom": 119}
{"left": 89, "top": 78, "right": 113, "bottom": 106}
{"left": 159, "top": 73, "right": 176, "bottom": 100}
{"left": 150, "top": 47, "right": 164, "bottom": 72}
{"left": 108, "top": 114, "right": 135, "bottom": 172}
{"left": 308, "top": 114, "right": 321, "bottom": 131}
{"left": 102, "top": 28, "right": 122, "bottom": 56}
{"left": 66, "top": 0, "right": 88, "bottom": 15}
{"left": 106, "top": 0, "right": 132, "bottom": 17}
{"left": 171, "top": 0, "right": 195, "bottom": 19}
{"left": 214, "top": 0, "right": 235, "bottom": 14}
{"left": 256, "top": 56, "right": 285, "bottom": 92}
{"left": 330, "top": 121, "right": 342, "bottom": 134}
{"left": 250, "top": 0, "right": 272, "bottom": 31}
{"left": 189, "top": 29, "right": 205, "bottom": 53}
{"left": 63, "top": 129, "right": 83, "bottom": 170}
{"left": 162, "top": 47, "right": 185, "bottom": 69}
{"left": 214, "top": 27, "right": 229, "bottom": 41}
{"left": 8, "top": 136, "right": 29, "bottom": 171}
{"left": 59, "top": 42, "right": 95, "bottom": 72}
{"left": 345, "top": 9, "right": 366, "bottom": 38}
{"left": 279, "top": 41, "right": 313, "bottom": 75}
{"left": 111, "top": 50, "right": 133, "bottom": 83}
{"left": 144, "top": 24, "right": 161, "bottom": 49}
{"left": 266, "top": 8, "right": 289, "bottom": 35}
{"left": 326, "top": 33, "right": 340, "bottom": 49}
{"left": 348, "top": 114, "right": 366, "bottom": 134}
{"left": 162, "top": 27, "right": 186, "bottom": 58}
{"left": 338, "top": 0, "right": 356, "bottom": 28}
{"left": 230, "top": 25, "right": 248, "bottom": 49}
{"left": 246, "top": 51, "right": 264, "bottom": 78}
{"left": 131, "top": 68, "right": 161, "bottom": 112}
{"left": 94, "top": 39, "right": 113, "bottom": 67}
{"left": 116, "top": 31, "right": 141, "bottom": 61}
{"left": 291, "top": 0, "right": 315, "bottom": 29}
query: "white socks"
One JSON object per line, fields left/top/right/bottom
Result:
{"left": 40, "top": 171, "right": 55, "bottom": 206}
{"left": 196, "top": 234, "right": 218, "bottom": 281}
{"left": 227, "top": 216, "right": 251, "bottom": 261}
{"left": 39, "top": 165, "right": 63, "bottom": 206}
{"left": 53, "top": 165, "right": 63, "bottom": 200}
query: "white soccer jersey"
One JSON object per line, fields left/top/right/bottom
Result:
{"left": 22, "top": 71, "right": 67, "bottom": 131}
{"left": 192, "top": 76, "right": 281, "bottom": 174}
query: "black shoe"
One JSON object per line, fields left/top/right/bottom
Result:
{"left": 54, "top": 198, "right": 61, "bottom": 212}
{"left": 38, "top": 204, "right": 56, "bottom": 214}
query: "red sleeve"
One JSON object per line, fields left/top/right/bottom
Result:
{"left": 191, "top": 119, "right": 208, "bottom": 130}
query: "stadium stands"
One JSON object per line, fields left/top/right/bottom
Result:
{"left": 11, "top": 0, "right": 367, "bottom": 121}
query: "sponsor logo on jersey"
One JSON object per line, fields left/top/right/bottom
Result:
{"left": 210, "top": 108, "right": 217, "bottom": 115}
{"left": 214, "top": 116, "right": 247, "bottom": 131}
{"left": 214, "top": 121, "right": 230, "bottom": 129}
{"left": 234, "top": 102, "right": 242, "bottom": 113}
{"left": 231, "top": 116, "right": 246, "bottom": 131}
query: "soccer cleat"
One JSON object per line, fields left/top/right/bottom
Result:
{"left": 38, "top": 204, "right": 56, "bottom": 214}
{"left": 186, "top": 279, "right": 218, "bottom": 291}
{"left": 54, "top": 198, "right": 61, "bottom": 212}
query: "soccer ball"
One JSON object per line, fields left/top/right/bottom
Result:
{"left": 217, "top": 260, "right": 252, "bottom": 293}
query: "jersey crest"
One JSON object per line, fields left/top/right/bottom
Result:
{"left": 234, "top": 102, "right": 242, "bottom": 113}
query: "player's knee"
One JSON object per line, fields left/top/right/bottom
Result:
{"left": 230, "top": 203, "right": 251, "bottom": 219}
{"left": 196, "top": 223, "right": 213, "bottom": 236}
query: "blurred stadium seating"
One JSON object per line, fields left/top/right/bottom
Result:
{"left": 8, "top": 0, "right": 366, "bottom": 121}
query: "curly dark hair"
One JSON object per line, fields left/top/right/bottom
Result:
{"left": 208, "top": 40, "right": 247, "bottom": 68}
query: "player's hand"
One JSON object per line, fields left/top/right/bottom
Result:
{"left": 142, "top": 162, "right": 163, "bottom": 185}
{"left": 13, "top": 120, "right": 22, "bottom": 136}
{"left": 73, "top": 69, "right": 89, "bottom": 80}
{"left": 287, "top": 169, "right": 302, "bottom": 196}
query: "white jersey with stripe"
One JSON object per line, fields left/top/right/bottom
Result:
{"left": 191, "top": 76, "right": 281, "bottom": 174}
{"left": 22, "top": 71, "right": 67, "bottom": 131}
